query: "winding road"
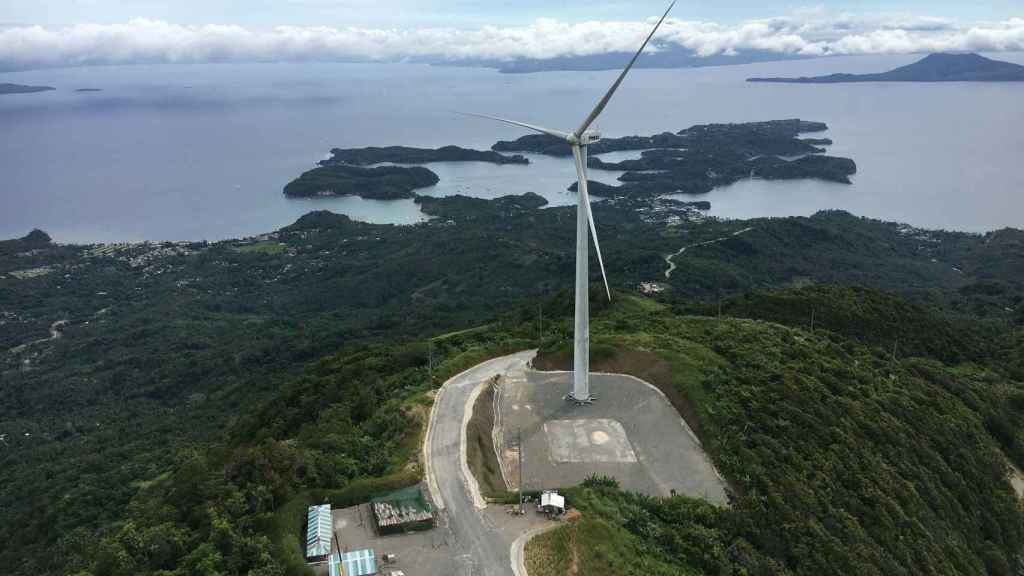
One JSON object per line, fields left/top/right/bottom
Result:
{"left": 423, "top": 350, "right": 727, "bottom": 575}
{"left": 664, "top": 227, "right": 755, "bottom": 279}
{"left": 423, "top": 350, "right": 538, "bottom": 576}
{"left": 8, "top": 319, "right": 67, "bottom": 353}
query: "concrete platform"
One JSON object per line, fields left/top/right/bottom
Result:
{"left": 544, "top": 418, "right": 637, "bottom": 463}
{"left": 498, "top": 370, "right": 729, "bottom": 505}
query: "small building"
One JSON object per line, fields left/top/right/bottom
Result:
{"left": 371, "top": 485, "right": 434, "bottom": 535}
{"left": 328, "top": 553, "right": 341, "bottom": 576}
{"left": 306, "top": 503, "right": 333, "bottom": 562}
{"left": 339, "top": 549, "right": 377, "bottom": 576}
{"left": 538, "top": 490, "right": 565, "bottom": 516}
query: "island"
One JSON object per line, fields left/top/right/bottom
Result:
{"left": 283, "top": 164, "right": 439, "bottom": 199}
{"left": 74, "top": 88, "right": 103, "bottom": 93}
{"left": 283, "top": 119, "right": 855, "bottom": 202}
{"left": 0, "top": 83, "right": 56, "bottom": 95}
{"left": 416, "top": 191, "right": 549, "bottom": 220}
{"left": 498, "top": 119, "right": 856, "bottom": 198}
{"left": 288, "top": 144, "right": 526, "bottom": 200}
{"left": 748, "top": 53, "right": 1024, "bottom": 83}
{"left": 494, "top": 119, "right": 829, "bottom": 157}
{"left": 321, "top": 145, "right": 528, "bottom": 166}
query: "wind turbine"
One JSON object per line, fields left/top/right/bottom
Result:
{"left": 463, "top": 1, "right": 675, "bottom": 404}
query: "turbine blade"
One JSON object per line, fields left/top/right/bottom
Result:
{"left": 572, "top": 146, "right": 612, "bottom": 301}
{"left": 575, "top": 0, "right": 676, "bottom": 137}
{"left": 456, "top": 111, "right": 570, "bottom": 140}
{"left": 583, "top": 186, "right": 611, "bottom": 301}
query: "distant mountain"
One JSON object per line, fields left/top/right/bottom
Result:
{"left": 748, "top": 53, "right": 1024, "bottom": 83}
{"left": 0, "top": 82, "right": 55, "bottom": 95}
{"left": 438, "top": 45, "right": 806, "bottom": 74}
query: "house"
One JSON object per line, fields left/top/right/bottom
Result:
{"left": 339, "top": 549, "right": 378, "bottom": 576}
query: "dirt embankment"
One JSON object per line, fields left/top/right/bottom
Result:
{"left": 466, "top": 376, "right": 507, "bottom": 496}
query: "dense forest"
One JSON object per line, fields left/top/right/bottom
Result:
{"left": 530, "top": 293, "right": 1024, "bottom": 575}
{"left": 1, "top": 193, "right": 1022, "bottom": 574}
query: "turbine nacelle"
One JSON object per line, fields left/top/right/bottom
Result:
{"left": 566, "top": 130, "right": 600, "bottom": 146}
{"left": 578, "top": 130, "right": 601, "bottom": 146}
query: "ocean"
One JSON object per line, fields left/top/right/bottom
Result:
{"left": 1, "top": 53, "right": 1022, "bottom": 242}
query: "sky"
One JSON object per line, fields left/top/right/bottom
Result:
{"left": 1, "top": 1, "right": 1023, "bottom": 70}
{"left": 4, "top": 1, "right": 1023, "bottom": 28}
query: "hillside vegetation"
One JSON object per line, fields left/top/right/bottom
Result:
{"left": 2, "top": 197, "right": 1023, "bottom": 575}
{"left": 530, "top": 292, "right": 1024, "bottom": 575}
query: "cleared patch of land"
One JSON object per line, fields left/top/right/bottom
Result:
{"left": 499, "top": 369, "right": 727, "bottom": 503}
{"left": 1010, "top": 463, "right": 1024, "bottom": 499}
{"left": 8, "top": 266, "right": 54, "bottom": 279}
{"left": 235, "top": 241, "right": 286, "bottom": 255}
{"left": 533, "top": 346, "right": 706, "bottom": 443}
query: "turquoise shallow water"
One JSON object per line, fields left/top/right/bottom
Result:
{"left": 1, "top": 53, "right": 1023, "bottom": 242}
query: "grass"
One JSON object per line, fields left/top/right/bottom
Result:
{"left": 388, "top": 394, "right": 433, "bottom": 475}
{"left": 466, "top": 376, "right": 507, "bottom": 496}
{"left": 525, "top": 511, "right": 696, "bottom": 576}
{"left": 524, "top": 481, "right": 739, "bottom": 576}
{"left": 525, "top": 524, "right": 577, "bottom": 576}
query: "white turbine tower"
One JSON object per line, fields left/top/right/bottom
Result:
{"left": 464, "top": 2, "right": 675, "bottom": 404}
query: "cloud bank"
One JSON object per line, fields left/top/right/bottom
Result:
{"left": 1, "top": 10, "right": 1023, "bottom": 70}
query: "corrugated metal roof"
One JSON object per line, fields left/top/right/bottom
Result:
{"left": 306, "top": 504, "right": 332, "bottom": 559}
{"left": 341, "top": 548, "right": 377, "bottom": 576}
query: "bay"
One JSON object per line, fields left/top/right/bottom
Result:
{"left": 1, "top": 53, "right": 1022, "bottom": 242}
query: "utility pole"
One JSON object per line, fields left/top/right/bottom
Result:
{"left": 518, "top": 427, "right": 524, "bottom": 514}
{"left": 428, "top": 340, "right": 433, "bottom": 381}
{"left": 538, "top": 303, "right": 543, "bottom": 347}
{"left": 810, "top": 308, "right": 815, "bottom": 333}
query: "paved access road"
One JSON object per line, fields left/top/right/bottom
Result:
{"left": 423, "top": 350, "right": 539, "bottom": 576}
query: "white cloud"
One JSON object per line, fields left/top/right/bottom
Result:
{"left": 1, "top": 11, "right": 1023, "bottom": 70}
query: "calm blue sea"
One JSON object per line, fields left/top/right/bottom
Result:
{"left": 1, "top": 53, "right": 1023, "bottom": 242}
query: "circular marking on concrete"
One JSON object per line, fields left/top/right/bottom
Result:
{"left": 590, "top": 430, "right": 610, "bottom": 445}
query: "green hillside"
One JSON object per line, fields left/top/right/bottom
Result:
{"left": 2, "top": 199, "right": 1023, "bottom": 574}
{"left": 530, "top": 293, "right": 1024, "bottom": 575}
